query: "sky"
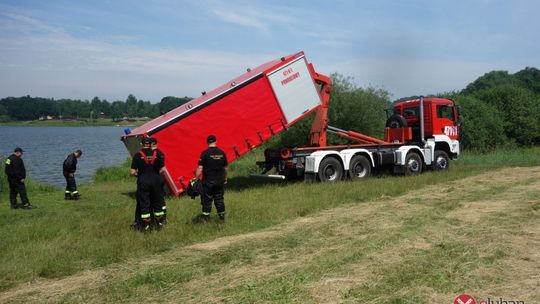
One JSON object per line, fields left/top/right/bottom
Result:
{"left": 1, "top": 0, "right": 539, "bottom": 102}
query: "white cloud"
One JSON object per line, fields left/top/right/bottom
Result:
{"left": 0, "top": 12, "right": 277, "bottom": 101}
{"left": 1, "top": 2, "right": 537, "bottom": 103}
{"left": 204, "top": 1, "right": 297, "bottom": 30}
{"left": 211, "top": 8, "right": 267, "bottom": 30}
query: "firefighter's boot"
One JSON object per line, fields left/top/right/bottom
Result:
{"left": 71, "top": 191, "right": 80, "bottom": 200}
{"left": 161, "top": 205, "right": 167, "bottom": 224}
{"left": 64, "top": 191, "right": 72, "bottom": 200}
{"left": 9, "top": 196, "right": 19, "bottom": 209}
{"left": 20, "top": 203, "right": 35, "bottom": 209}
{"left": 218, "top": 212, "right": 225, "bottom": 223}
{"left": 193, "top": 213, "right": 210, "bottom": 224}
{"left": 153, "top": 216, "right": 164, "bottom": 231}
{"left": 140, "top": 218, "right": 152, "bottom": 232}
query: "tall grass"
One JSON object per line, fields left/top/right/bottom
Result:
{"left": 0, "top": 158, "right": 6, "bottom": 195}
{"left": 93, "top": 158, "right": 132, "bottom": 182}
{"left": 0, "top": 146, "right": 538, "bottom": 291}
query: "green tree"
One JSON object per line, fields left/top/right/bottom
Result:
{"left": 474, "top": 85, "right": 540, "bottom": 145}
{"left": 453, "top": 95, "right": 508, "bottom": 151}
{"left": 515, "top": 67, "right": 540, "bottom": 95}
{"left": 101, "top": 100, "right": 111, "bottom": 117}
{"left": 328, "top": 74, "right": 390, "bottom": 139}
{"left": 111, "top": 101, "right": 125, "bottom": 121}
{"left": 125, "top": 94, "right": 138, "bottom": 118}
{"left": 462, "top": 70, "right": 517, "bottom": 95}
{"left": 90, "top": 96, "right": 102, "bottom": 120}
{"left": 158, "top": 96, "right": 192, "bottom": 114}
{"left": 272, "top": 74, "right": 391, "bottom": 148}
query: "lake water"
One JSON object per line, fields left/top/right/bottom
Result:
{"left": 1, "top": 126, "right": 129, "bottom": 187}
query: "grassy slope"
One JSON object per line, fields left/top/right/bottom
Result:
{"left": 0, "top": 147, "right": 539, "bottom": 302}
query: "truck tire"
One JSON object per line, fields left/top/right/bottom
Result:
{"left": 318, "top": 157, "right": 343, "bottom": 183}
{"left": 349, "top": 155, "right": 371, "bottom": 180}
{"left": 385, "top": 114, "right": 407, "bottom": 128}
{"left": 404, "top": 152, "right": 422, "bottom": 176}
{"left": 431, "top": 150, "right": 449, "bottom": 171}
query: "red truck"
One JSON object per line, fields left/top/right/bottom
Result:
{"left": 121, "top": 51, "right": 460, "bottom": 195}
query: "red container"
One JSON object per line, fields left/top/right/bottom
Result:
{"left": 122, "top": 51, "right": 324, "bottom": 195}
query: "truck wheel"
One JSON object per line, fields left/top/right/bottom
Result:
{"left": 404, "top": 152, "right": 422, "bottom": 176}
{"left": 432, "top": 150, "right": 449, "bottom": 171}
{"left": 318, "top": 157, "right": 343, "bottom": 183}
{"left": 385, "top": 114, "right": 407, "bottom": 128}
{"left": 349, "top": 155, "right": 371, "bottom": 180}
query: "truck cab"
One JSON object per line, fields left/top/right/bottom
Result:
{"left": 386, "top": 97, "right": 460, "bottom": 143}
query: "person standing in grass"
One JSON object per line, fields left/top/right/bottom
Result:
{"left": 4, "top": 147, "right": 34, "bottom": 209}
{"left": 151, "top": 137, "right": 167, "bottom": 223}
{"left": 130, "top": 137, "right": 165, "bottom": 231}
{"left": 195, "top": 135, "right": 228, "bottom": 223}
{"left": 63, "top": 149, "right": 82, "bottom": 200}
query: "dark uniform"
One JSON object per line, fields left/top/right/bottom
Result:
{"left": 151, "top": 139, "right": 167, "bottom": 223}
{"left": 198, "top": 146, "right": 228, "bottom": 220}
{"left": 4, "top": 149, "right": 32, "bottom": 209}
{"left": 63, "top": 153, "right": 79, "bottom": 200}
{"left": 131, "top": 145, "right": 165, "bottom": 231}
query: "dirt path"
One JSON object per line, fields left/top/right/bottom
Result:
{"left": 1, "top": 166, "right": 539, "bottom": 303}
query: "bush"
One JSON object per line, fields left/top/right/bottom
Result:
{"left": 270, "top": 74, "right": 391, "bottom": 148}
{"left": 270, "top": 112, "right": 315, "bottom": 148}
{"left": 328, "top": 74, "right": 390, "bottom": 139}
{"left": 473, "top": 85, "right": 540, "bottom": 145}
{"left": 453, "top": 95, "right": 508, "bottom": 151}
{"left": 0, "top": 115, "right": 10, "bottom": 123}
{"left": 93, "top": 159, "right": 132, "bottom": 183}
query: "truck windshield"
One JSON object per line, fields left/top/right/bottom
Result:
{"left": 436, "top": 105, "right": 454, "bottom": 120}
{"left": 385, "top": 109, "right": 396, "bottom": 118}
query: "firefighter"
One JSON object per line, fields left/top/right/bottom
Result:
{"left": 151, "top": 137, "right": 167, "bottom": 223}
{"left": 4, "top": 147, "right": 34, "bottom": 209}
{"left": 131, "top": 140, "right": 145, "bottom": 229}
{"left": 195, "top": 135, "right": 228, "bottom": 222}
{"left": 130, "top": 137, "right": 165, "bottom": 231}
{"left": 63, "top": 149, "right": 82, "bottom": 200}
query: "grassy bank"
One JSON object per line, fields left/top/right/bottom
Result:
{"left": 0, "top": 117, "right": 149, "bottom": 127}
{"left": 0, "top": 147, "right": 539, "bottom": 301}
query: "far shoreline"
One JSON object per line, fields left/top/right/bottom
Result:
{"left": 0, "top": 118, "right": 148, "bottom": 127}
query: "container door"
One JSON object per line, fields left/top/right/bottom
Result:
{"left": 267, "top": 57, "right": 321, "bottom": 124}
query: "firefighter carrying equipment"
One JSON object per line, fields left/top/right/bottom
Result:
{"left": 185, "top": 178, "right": 202, "bottom": 199}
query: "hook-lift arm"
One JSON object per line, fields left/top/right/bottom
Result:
{"left": 307, "top": 66, "right": 388, "bottom": 147}
{"left": 308, "top": 64, "right": 332, "bottom": 147}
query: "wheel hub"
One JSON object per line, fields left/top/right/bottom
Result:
{"left": 437, "top": 157, "right": 447, "bottom": 168}
{"left": 324, "top": 166, "right": 337, "bottom": 180}
{"left": 408, "top": 159, "right": 419, "bottom": 172}
{"left": 354, "top": 164, "right": 366, "bottom": 178}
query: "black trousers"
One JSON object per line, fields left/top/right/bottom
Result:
{"left": 8, "top": 177, "right": 30, "bottom": 206}
{"left": 136, "top": 175, "right": 163, "bottom": 222}
{"left": 64, "top": 173, "right": 77, "bottom": 192}
{"left": 133, "top": 190, "right": 163, "bottom": 222}
{"left": 201, "top": 182, "right": 225, "bottom": 214}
